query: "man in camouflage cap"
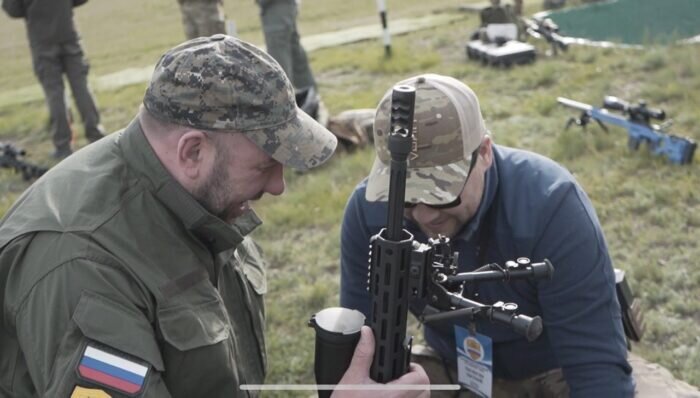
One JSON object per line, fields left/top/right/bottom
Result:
{"left": 0, "top": 35, "right": 429, "bottom": 397}
{"left": 142, "top": 34, "right": 335, "bottom": 171}
{"left": 343, "top": 74, "right": 700, "bottom": 398}
{"left": 340, "top": 73, "right": 639, "bottom": 397}
{"left": 364, "top": 74, "right": 486, "bottom": 211}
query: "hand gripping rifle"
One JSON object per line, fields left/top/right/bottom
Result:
{"left": 557, "top": 96, "right": 697, "bottom": 165}
{"left": 0, "top": 142, "right": 48, "bottom": 181}
{"left": 368, "top": 85, "right": 554, "bottom": 383}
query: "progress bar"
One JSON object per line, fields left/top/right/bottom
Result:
{"left": 241, "top": 384, "right": 460, "bottom": 391}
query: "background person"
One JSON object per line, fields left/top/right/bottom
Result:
{"left": 2, "top": 0, "right": 105, "bottom": 159}
{"left": 256, "top": 0, "right": 325, "bottom": 123}
{"left": 177, "top": 0, "right": 226, "bottom": 40}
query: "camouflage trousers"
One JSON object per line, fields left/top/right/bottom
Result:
{"left": 412, "top": 345, "right": 569, "bottom": 398}
{"left": 30, "top": 41, "right": 104, "bottom": 153}
{"left": 412, "top": 345, "right": 700, "bottom": 397}
{"left": 179, "top": 1, "right": 226, "bottom": 40}
{"left": 259, "top": 0, "right": 315, "bottom": 90}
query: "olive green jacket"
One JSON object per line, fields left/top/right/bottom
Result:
{"left": 19, "top": 0, "right": 79, "bottom": 48}
{"left": 0, "top": 119, "right": 267, "bottom": 397}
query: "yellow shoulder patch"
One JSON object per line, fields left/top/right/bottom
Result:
{"left": 71, "top": 386, "right": 112, "bottom": 398}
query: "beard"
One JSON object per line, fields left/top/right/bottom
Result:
{"left": 193, "top": 147, "right": 234, "bottom": 221}
{"left": 192, "top": 147, "right": 265, "bottom": 223}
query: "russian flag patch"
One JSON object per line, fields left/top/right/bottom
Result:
{"left": 77, "top": 343, "right": 150, "bottom": 396}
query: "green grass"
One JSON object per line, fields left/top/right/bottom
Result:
{"left": 1, "top": 0, "right": 700, "bottom": 395}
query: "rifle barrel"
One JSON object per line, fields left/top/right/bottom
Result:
{"left": 557, "top": 97, "right": 593, "bottom": 112}
{"left": 386, "top": 86, "right": 416, "bottom": 241}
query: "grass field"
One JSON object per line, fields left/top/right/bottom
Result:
{"left": 1, "top": 0, "right": 699, "bottom": 396}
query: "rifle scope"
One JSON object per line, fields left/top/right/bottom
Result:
{"left": 603, "top": 96, "right": 665, "bottom": 124}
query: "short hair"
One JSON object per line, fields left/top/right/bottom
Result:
{"left": 138, "top": 105, "right": 191, "bottom": 136}
{"left": 138, "top": 105, "right": 233, "bottom": 146}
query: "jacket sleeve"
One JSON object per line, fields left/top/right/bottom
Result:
{"left": 339, "top": 186, "right": 375, "bottom": 318}
{"left": 532, "top": 182, "right": 634, "bottom": 398}
{"left": 9, "top": 258, "right": 173, "bottom": 397}
{"left": 1, "top": 0, "right": 26, "bottom": 18}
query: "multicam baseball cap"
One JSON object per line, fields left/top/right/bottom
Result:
{"left": 366, "top": 74, "right": 487, "bottom": 204}
{"left": 143, "top": 34, "right": 337, "bottom": 171}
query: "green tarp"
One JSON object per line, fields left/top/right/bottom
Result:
{"left": 548, "top": 0, "right": 700, "bottom": 45}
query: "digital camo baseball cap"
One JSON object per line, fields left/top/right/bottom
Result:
{"left": 143, "top": 34, "right": 337, "bottom": 171}
{"left": 366, "top": 74, "right": 487, "bottom": 204}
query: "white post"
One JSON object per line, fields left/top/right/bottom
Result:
{"left": 376, "top": 0, "right": 392, "bottom": 57}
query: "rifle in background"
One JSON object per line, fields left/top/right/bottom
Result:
{"left": 557, "top": 96, "right": 697, "bottom": 165}
{"left": 0, "top": 142, "right": 48, "bottom": 180}
{"left": 522, "top": 16, "right": 568, "bottom": 55}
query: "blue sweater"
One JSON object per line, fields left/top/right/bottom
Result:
{"left": 340, "top": 145, "right": 634, "bottom": 397}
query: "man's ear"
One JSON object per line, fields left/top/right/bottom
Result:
{"left": 176, "top": 130, "right": 210, "bottom": 180}
{"left": 479, "top": 135, "right": 494, "bottom": 168}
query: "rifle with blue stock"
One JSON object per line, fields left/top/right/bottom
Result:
{"left": 557, "top": 96, "right": 697, "bottom": 165}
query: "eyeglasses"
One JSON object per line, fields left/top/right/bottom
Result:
{"left": 405, "top": 196, "right": 462, "bottom": 210}
{"left": 404, "top": 144, "right": 481, "bottom": 211}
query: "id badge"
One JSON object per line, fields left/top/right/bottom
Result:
{"left": 454, "top": 325, "right": 493, "bottom": 398}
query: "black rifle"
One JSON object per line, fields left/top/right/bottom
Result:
{"left": 368, "top": 85, "right": 553, "bottom": 383}
{"left": 368, "top": 85, "right": 416, "bottom": 382}
{"left": 0, "top": 142, "right": 48, "bottom": 181}
{"left": 522, "top": 16, "right": 568, "bottom": 55}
